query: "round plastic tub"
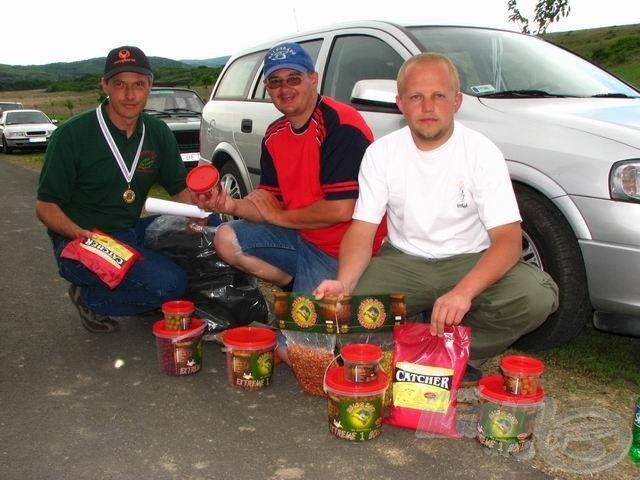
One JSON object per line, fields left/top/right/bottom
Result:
{"left": 153, "top": 318, "right": 205, "bottom": 376}
{"left": 476, "top": 375, "right": 544, "bottom": 454}
{"left": 161, "top": 300, "right": 195, "bottom": 330}
{"left": 324, "top": 365, "right": 389, "bottom": 441}
{"left": 500, "top": 355, "right": 544, "bottom": 396}
{"left": 186, "top": 164, "right": 219, "bottom": 199}
{"left": 222, "top": 326, "right": 277, "bottom": 391}
{"left": 341, "top": 343, "right": 383, "bottom": 383}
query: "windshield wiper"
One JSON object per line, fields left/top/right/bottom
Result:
{"left": 591, "top": 93, "right": 636, "bottom": 98}
{"left": 165, "top": 108, "right": 202, "bottom": 115}
{"left": 480, "top": 89, "right": 567, "bottom": 98}
{"left": 143, "top": 108, "right": 170, "bottom": 116}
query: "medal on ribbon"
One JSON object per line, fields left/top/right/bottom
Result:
{"left": 122, "top": 187, "right": 136, "bottom": 203}
{"left": 96, "top": 105, "right": 145, "bottom": 204}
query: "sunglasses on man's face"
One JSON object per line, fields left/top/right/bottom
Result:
{"left": 264, "top": 74, "right": 304, "bottom": 90}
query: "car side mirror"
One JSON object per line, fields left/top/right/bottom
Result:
{"left": 350, "top": 79, "right": 399, "bottom": 110}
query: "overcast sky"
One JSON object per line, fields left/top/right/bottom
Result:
{"left": 4, "top": 0, "right": 638, "bottom": 65}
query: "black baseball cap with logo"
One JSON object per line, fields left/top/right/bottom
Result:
{"left": 103, "top": 46, "right": 153, "bottom": 80}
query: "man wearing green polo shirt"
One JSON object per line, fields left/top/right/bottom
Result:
{"left": 36, "top": 45, "right": 193, "bottom": 333}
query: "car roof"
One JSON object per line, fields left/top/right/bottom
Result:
{"left": 229, "top": 20, "right": 521, "bottom": 58}
{"left": 4, "top": 109, "right": 45, "bottom": 114}
{"left": 151, "top": 86, "right": 198, "bottom": 93}
{"left": 232, "top": 20, "right": 406, "bottom": 54}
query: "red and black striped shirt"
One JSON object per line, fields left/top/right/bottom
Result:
{"left": 259, "top": 95, "right": 386, "bottom": 257}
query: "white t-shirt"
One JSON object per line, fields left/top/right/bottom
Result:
{"left": 353, "top": 122, "right": 521, "bottom": 259}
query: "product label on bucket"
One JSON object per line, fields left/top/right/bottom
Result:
{"left": 327, "top": 395, "right": 383, "bottom": 441}
{"left": 476, "top": 403, "right": 538, "bottom": 453}
{"left": 230, "top": 350, "right": 274, "bottom": 390}
{"left": 174, "top": 339, "right": 203, "bottom": 375}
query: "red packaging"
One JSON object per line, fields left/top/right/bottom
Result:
{"left": 384, "top": 323, "right": 470, "bottom": 438}
{"left": 60, "top": 229, "right": 142, "bottom": 289}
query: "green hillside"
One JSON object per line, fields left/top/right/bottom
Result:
{"left": 543, "top": 23, "right": 640, "bottom": 87}
{"left": 0, "top": 57, "right": 222, "bottom": 92}
{"left": 1, "top": 24, "right": 638, "bottom": 92}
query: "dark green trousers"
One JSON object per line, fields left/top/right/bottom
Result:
{"left": 354, "top": 243, "right": 560, "bottom": 362}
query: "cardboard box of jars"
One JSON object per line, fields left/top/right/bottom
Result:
{"left": 273, "top": 292, "right": 406, "bottom": 333}
{"left": 273, "top": 292, "right": 406, "bottom": 398}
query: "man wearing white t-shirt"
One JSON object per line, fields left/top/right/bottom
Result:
{"left": 314, "top": 53, "right": 559, "bottom": 369}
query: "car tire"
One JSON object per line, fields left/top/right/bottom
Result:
{"left": 217, "top": 160, "right": 249, "bottom": 223}
{"left": 2, "top": 135, "right": 12, "bottom": 154}
{"left": 512, "top": 183, "right": 592, "bottom": 351}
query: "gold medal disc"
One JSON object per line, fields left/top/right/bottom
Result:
{"left": 123, "top": 188, "right": 136, "bottom": 204}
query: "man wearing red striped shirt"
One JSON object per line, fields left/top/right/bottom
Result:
{"left": 196, "top": 42, "right": 386, "bottom": 293}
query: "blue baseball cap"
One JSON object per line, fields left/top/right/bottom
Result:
{"left": 263, "top": 42, "right": 315, "bottom": 78}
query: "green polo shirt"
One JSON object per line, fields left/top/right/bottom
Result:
{"left": 38, "top": 101, "right": 187, "bottom": 232}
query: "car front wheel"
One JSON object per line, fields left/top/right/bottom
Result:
{"left": 512, "top": 183, "right": 592, "bottom": 350}
{"left": 1, "top": 135, "right": 13, "bottom": 154}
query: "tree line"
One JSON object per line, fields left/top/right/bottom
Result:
{"left": 0, "top": 65, "right": 223, "bottom": 93}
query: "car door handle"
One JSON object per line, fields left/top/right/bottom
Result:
{"left": 241, "top": 119, "right": 253, "bottom": 133}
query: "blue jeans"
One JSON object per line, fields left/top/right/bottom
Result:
{"left": 229, "top": 220, "right": 338, "bottom": 293}
{"left": 52, "top": 216, "right": 187, "bottom": 316}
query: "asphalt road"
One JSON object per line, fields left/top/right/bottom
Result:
{"left": 0, "top": 156, "right": 552, "bottom": 480}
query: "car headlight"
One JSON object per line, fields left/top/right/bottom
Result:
{"left": 610, "top": 160, "right": 640, "bottom": 202}
{"left": 5, "top": 129, "right": 25, "bottom": 138}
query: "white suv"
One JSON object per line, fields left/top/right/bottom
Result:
{"left": 199, "top": 21, "right": 640, "bottom": 349}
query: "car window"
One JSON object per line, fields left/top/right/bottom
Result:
{"left": 214, "top": 51, "right": 265, "bottom": 99}
{"left": 147, "top": 90, "right": 204, "bottom": 113}
{"left": 0, "top": 102, "right": 22, "bottom": 110}
{"left": 5, "top": 111, "right": 50, "bottom": 124}
{"left": 323, "top": 35, "right": 405, "bottom": 104}
{"left": 254, "top": 40, "right": 323, "bottom": 100}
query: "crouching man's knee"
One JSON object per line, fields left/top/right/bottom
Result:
{"left": 213, "top": 224, "right": 242, "bottom": 265}
{"left": 524, "top": 269, "right": 560, "bottom": 331}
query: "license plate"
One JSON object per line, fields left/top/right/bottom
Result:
{"left": 29, "top": 137, "right": 47, "bottom": 143}
{"left": 180, "top": 152, "right": 200, "bottom": 163}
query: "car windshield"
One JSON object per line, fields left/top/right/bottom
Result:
{"left": 145, "top": 90, "right": 204, "bottom": 114}
{"left": 0, "top": 103, "right": 22, "bottom": 110}
{"left": 5, "top": 111, "right": 50, "bottom": 124}
{"left": 407, "top": 26, "right": 640, "bottom": 98}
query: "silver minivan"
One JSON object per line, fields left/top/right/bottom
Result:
{"left": 199, "top": 21, "right": 640, "bottom": 349}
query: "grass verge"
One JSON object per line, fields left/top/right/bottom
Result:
{"left": 538, "top": 323, "right": 640, "bottom": 388}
